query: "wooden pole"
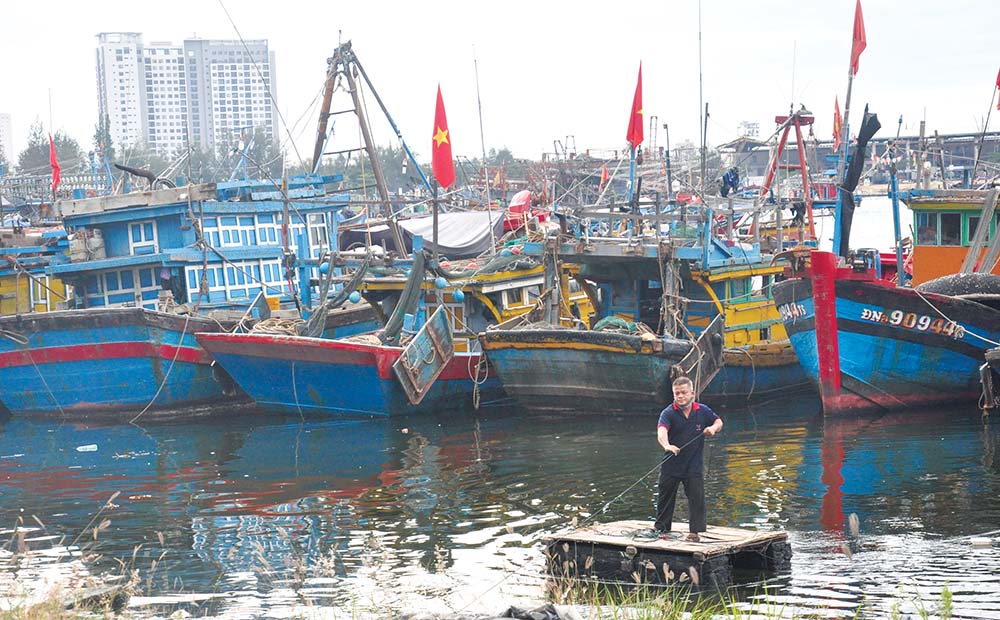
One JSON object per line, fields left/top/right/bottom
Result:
{"left": 433, "top": 183, "right": 439, "bottom": 264}
{"left": 972, "top": 85, "right": 997, "bottom": 184}
{"left": 836, "top": 69, "right": 855, "bottom": 182}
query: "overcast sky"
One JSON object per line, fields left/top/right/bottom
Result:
{"left": 1, "top": 0, "right": 997, "bottom": 168}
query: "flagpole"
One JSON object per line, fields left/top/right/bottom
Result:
{"left": 472, "top": 48, "right": 496, "bottom": 254}
{"left": 836, "top": 69, "right": 855, "bottom": 182}
{"left": 971, "top": 82, "right": 998, "bottom": 184}
{"left": 433, "top": 182, "right": 439, "bottom": 264}
{"left": 627, "top": 144, "right": 637, "bottom": 204}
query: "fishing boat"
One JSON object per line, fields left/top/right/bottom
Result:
{"left": 0, "top": 226, "right": 71, "bottom": 316}
{"left": 480, "top": 206, "right": 727, "bottom": 415}
{"left": 773, "top": 167, "right": 1000, "bottom": 413}
{"left": 0, "top": 175, "right": 377, "bottom": 419}
{"left": 196, "top": 242, "right": 587, "bottom": 417}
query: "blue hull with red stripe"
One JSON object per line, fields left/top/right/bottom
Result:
{"left": 0, "top": 307, "right": 242, "bottom": 418}
{"left": 195, "top": 331, "right": 505, "bottom": 417}
{"left": 772, "top": 251, "right": 1000, "bottom": 414}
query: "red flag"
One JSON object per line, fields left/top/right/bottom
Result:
{"left": 599, "top": 164, "right": 609, "bottom": 188}
{"left": 431, "top": 85, "right": 455, "bottom": 189}
{"left": 850, "top": 0, "right": 867, "bottom": 75}
{"left": 625, "top": 63, "right": 643, "bottom": 146}
{"left": 996, "top": 67, "right": 1000, "bottom": 110}
{"left": 833, "top": 97, "right": 843, "bottom": 152}
{"left": 48, "top": 134, "right": 61, "bottom": 195}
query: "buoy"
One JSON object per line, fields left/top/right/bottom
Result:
{"left": 319, "top": 262, "right": 329, "bottom": 274}
{"left": 440, "top": 261, "right": 451, "bottom": 269}
{"left": 467, "top": 262, "right": 478, "bottom": 270}
{"left": 452, "top": 289, "right": 465, "bottom": 302}
{"left": 434, "top": 276, "right": 447, "bottom": 289}
{"left": 511, "top": 246, "right": 522, "bottom": 255}
{"left": 348, "top": 291, "right": 362, "bottom": 304}
{"left": 500, "top": 248, "right": 513, "bottom": 257}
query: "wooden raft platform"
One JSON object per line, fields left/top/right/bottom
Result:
{"left": 544, "top": 519, "right": 791, "bottom": 591}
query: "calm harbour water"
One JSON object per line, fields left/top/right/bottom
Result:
{"left": 2, "top": 395, "right": 1000, "bottom": 619}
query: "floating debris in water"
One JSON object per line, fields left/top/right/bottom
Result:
{"left": 848, "top": 513, "right": 861, "bottom": 537}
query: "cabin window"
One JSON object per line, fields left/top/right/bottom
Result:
{"left": 257, "top": 214, "right": 279, "bottom": 245}
{"left": 939, "top": 213, "right": 961, "bottom": 246}
{"left": 30, "top": 276, "right": 49, "bottom": 306}
{"left": 129, "top": 221, "right": 158, "bottom": 255}
{"left": 307, "top": 214, "right": 329, "bottom": 256}
{"left": 968, "top": 216, "right": 983, "bottom": 244}
{"left": 915, "top": 213, "right": 938, "bottom": 245}
{"left": 729, "top": 278, "right": 750, "bottom": 301}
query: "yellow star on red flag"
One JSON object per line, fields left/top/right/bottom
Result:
{"left": 433, "top": 126, "right": 450, "bottom": 147}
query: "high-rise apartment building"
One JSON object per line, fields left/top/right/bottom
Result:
{"left": 96, "top": 33, "right": 278, "bottom": 157}
{"left": 183, "top": 39, "right": 277, "bottom": 152}
{"left": 96, "top": 33, "right": 146, "bottom": 150}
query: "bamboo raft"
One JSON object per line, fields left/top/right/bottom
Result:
{"left": 544, "top": 519, "right": 791, "bottom": 591}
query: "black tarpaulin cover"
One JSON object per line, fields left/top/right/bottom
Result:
{"left": 837, "top": 106, "right": 881, "bottom": 257}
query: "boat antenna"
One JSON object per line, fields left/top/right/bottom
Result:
{"left": 790, "top": 41, "right": 796, "bottom": 115}
{"left": 971, "top": 71, "right": 999, "bottom": 185}
{"left": 697, "top": 0, "right": 706, "bottom": 196}
{"left": 473, "top": 46, "right": 497, "bottom": 254}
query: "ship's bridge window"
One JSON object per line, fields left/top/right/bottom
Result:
{"left": 729, "top": 278, "right": 750, "bottom": 302}
{"left": 915, "top": 213, "right": 938, "bottom": 245}
{"left": 129, "top": 220, "right": 158, "bottom": 255}
{"left": 968, "top": 215, "right": 984, "bottom": 244}
{"left": 939, "top": 213, "right": 961, "bottom": 246}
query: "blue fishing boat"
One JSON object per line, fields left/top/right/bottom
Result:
{"left": 0, "top": 176, "right": 377, "bottom": 419}
{"left": 773, "top": 106, "right": 1000, "bottom": 414}
{"left": 196, "top": 245, "right": 583, "bottom": 417}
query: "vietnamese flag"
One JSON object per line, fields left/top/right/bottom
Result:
{"left": 625, "top": 63, "right": 643, "bottom": 146}
{"left": 48, "top": 133, "right": 61, "bottom": 194}
{"left": 431, "top": 85, "right": 455, "bottom": 189}
{"left": 850, "top": 0, "right": 867, "bottom": 75}
{"left": 833, "top": 97, "right": 843, "bottom": 152}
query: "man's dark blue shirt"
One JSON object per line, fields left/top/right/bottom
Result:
{"left": 657, "top": 402, "right": 720, "bottom": 477}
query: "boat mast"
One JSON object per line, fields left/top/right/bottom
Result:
{"left": 971, "top": 76, "right": 999, "bottom": 184}
{"left": 311, "top": 42, "right": 414, "bottom": 257}
{"left": 473, "top": 48, "right": 496, "bottom": 254}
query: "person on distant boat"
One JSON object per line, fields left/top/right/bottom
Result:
{"left": 654, "top": 376, "right": 723, "bottom": 542}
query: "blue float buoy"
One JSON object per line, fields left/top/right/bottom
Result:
{"left": 348, "top": 291, "right": 361, "bottom": 303}
{"left": 452, "top": 289, "right": 465, "bottom": 302}
{"left": 434, "top": 276, "right": 447, "bottom": 289}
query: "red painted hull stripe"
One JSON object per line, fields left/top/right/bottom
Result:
{"left": 0, "top": 342, "right": 211, "bottom": 367}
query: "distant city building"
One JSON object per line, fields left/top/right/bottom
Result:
{"left": 96, "top": 33, "right": 278, "bottom": 157}
{"left": 96, "top": 33, "right": 146, "bottom": 150}
{"left": 0, "top": 113, "right": 12, "bottom": 166}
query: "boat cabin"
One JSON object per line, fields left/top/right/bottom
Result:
{"left": 49, "top": 175, "right": 356, "bottom": 312}
{"left": 904, "top": 189, "right": 1000, "bottom": 286}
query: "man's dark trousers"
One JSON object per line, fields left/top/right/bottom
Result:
{"left": 655, "top": 471, "right": 706, "bottom": 533}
